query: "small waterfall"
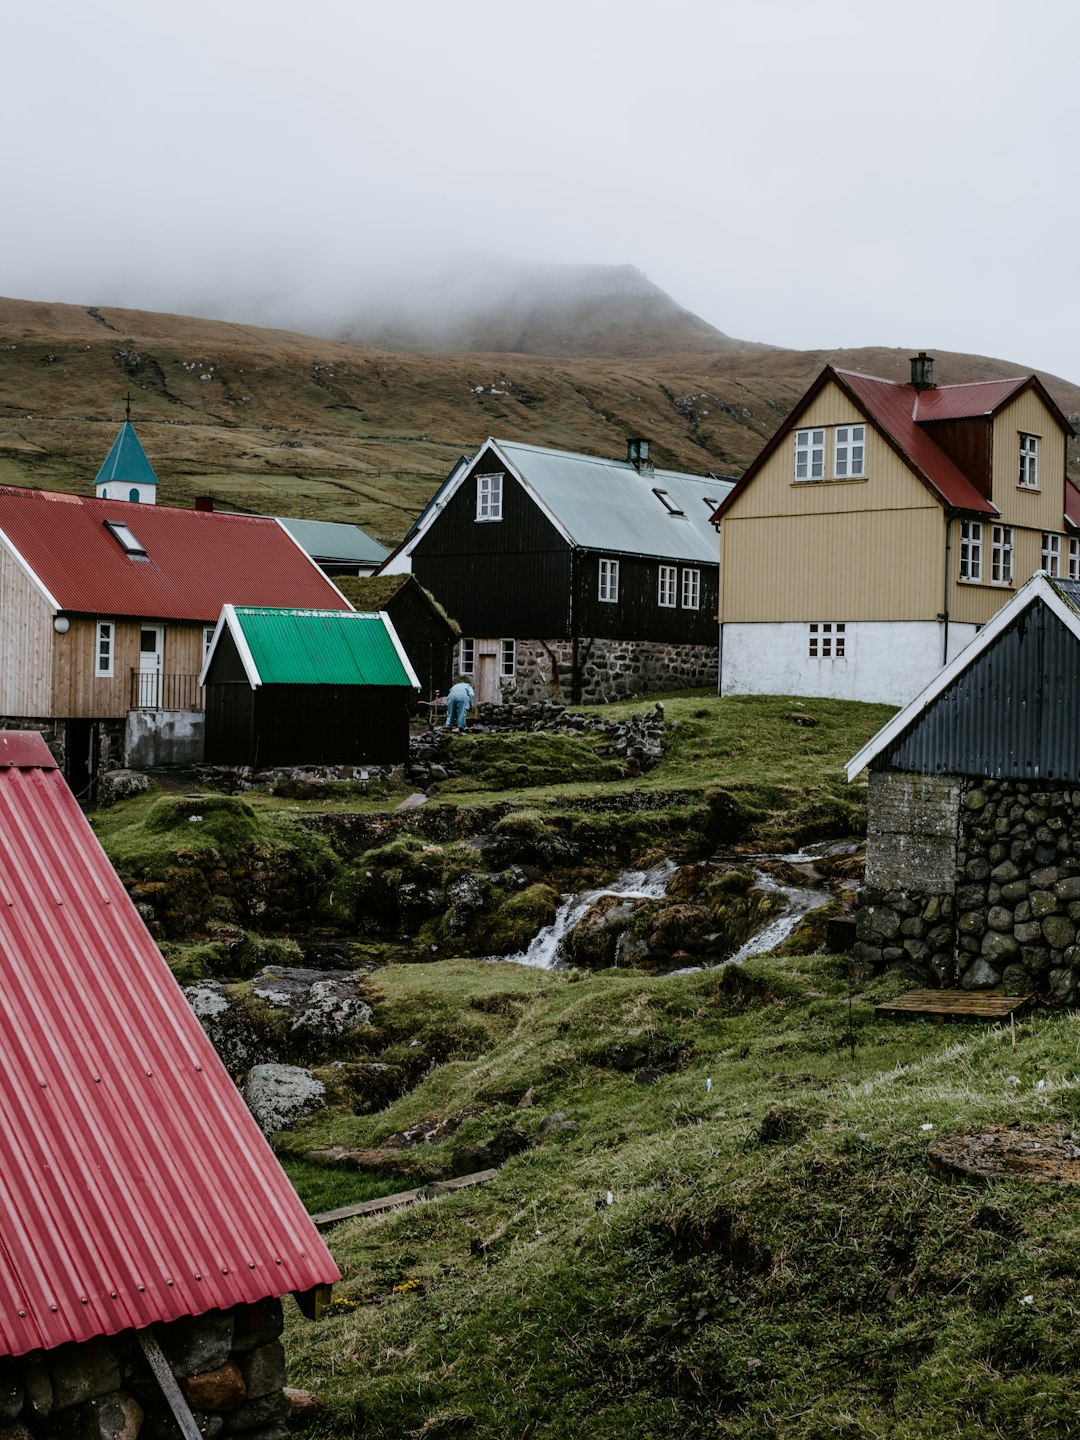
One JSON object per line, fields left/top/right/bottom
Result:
{"left": 503, "top": 864, "right": 674, "bottom": 970}
{"left": 722, "top": 868, "right": 832, "bottom": 966}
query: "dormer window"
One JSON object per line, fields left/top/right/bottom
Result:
{"left": 652, "top": 488, "right": 684, "bottom": 516}
{"left": 1019, "top": 433, "right": 1039, "bottom": 488}
{"left": 103, "top": 520, "right": 147, "bottom": 558}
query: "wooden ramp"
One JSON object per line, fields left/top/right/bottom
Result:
{"left": 310, "top": 1168, "right": 499, "bottom": 1229}
{"left": 875, "top": 989, "right": 1033, "bottom": 1022}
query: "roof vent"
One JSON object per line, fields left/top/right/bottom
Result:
{"left": 627, "top": 437, "right": 654, "bottom": 474}
{"left": 910, "top": 352, "right": 935, "bottom": 391}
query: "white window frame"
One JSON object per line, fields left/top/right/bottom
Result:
{"left": 500, "top": 639, "right": 516, "bottom": 678}
{"left": 681, "top": 568, "right": 701, "bottom": 610}
{"left": 1069, "top": 537, "right": 1080, "bottom": 581}
{"left": 476, "top": 472, "right": 503, "bottom": 521}
{"left": 657, "top": 564, "right": 677, "bottom": 607}
{"left": 202, "top": 625, "right": 216, "bottom": 662}
{"left": 794, "top": 428, "right": 825, "bottom": 482}
{"left": 809, "top": 622, "right": 846, "bottom": 659}
{"left": 1019, "top": 434, "right": 1039, "bottom": 489}
{"left": 1042, "top": 532, "right": 1062, "bottom": 577}
{"left": 598, "top": 558, "right": 620, "bottom": 603}
{"left": 959, "top": 520, "right": 983, "bottom": 581}
{"left": 458, "top": 638, "right": 475, "bottom": 675}
{"left": 95, "top": 621, "right": 114, "bottom": 678}
{"left": 991, "top": 524, "right": 1014, "bottom": 585}
{"left": 833, "top": 424, "right": 866, "bottom": 479}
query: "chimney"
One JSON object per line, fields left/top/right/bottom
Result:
{"left": 910, "top": 353, "right": 935, "bottom": 391}
{"left": 194, "top": 496, "right": 215, "bottom": 512}
{"left": 627, "top": 437, "right": 653, "bottom": 474}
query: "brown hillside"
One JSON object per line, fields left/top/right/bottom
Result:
{"left": 2, "top": 296, "right": 1078, "bottom": 548}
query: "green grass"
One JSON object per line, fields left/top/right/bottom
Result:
{"left": 281, "top": 954, "right": 1080, "bottom": 1439}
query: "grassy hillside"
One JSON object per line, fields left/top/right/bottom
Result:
{"left": 4, "top": 297, "right": 1079, "bottom": 548}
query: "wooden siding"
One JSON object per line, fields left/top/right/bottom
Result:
{"left": 0, "top": 548, "right": 53, "bottom": 716}
{"left": 573, "top": 552, "right": 718, "bottom": 643}
{"left": 51, "top": 618, "right": 207, "bottom": 718}
{"left": 721, "top": 507, "right": 944, "bottom": 623}
{"left": 205, "top": 682, "right": 412, "bottom": 766}
{"left": 991, "top": 390, "right": 1068, "bottom": 534}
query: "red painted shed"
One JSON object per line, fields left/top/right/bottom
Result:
{"left": 0, "top": 731, "right": 339, "bottom": 1360}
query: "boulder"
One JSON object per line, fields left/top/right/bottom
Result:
{"left": 243, "top": 1064, "right": 326, "bottom": 1136}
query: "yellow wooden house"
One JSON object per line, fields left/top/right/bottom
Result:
{"left": 713, "top": 353, "right": 1078, "bottom": 704}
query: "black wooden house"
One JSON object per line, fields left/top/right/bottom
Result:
{"left": 333, "top": 574, "right": 460, "bottom": 708}
{"left": 380, "top": 438, "right": 734, "bottom": 704}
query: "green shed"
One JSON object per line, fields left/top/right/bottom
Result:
{"left": 200, "top": 606, "right": 419, "bottom": 767}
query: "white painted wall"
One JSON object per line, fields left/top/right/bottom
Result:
{"left": 719, "top": 620, "right": 980, "bottom": 707}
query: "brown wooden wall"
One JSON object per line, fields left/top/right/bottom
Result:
{"left": 50, "top": 618, "right": 208, "bottom": 719}
{"left": 0, "top": 546, "right": 53, "bottom": 716}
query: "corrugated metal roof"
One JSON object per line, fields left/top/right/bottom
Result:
{"left": 912, "top": 377, "right": 1029, "bottom": 422}
{"left": 0, "top": 733, "right": 339, "bottom": 1359}
{"left": 496, "top": 440, "right": 733, "bottom": 562}
{"left": 227, "top": 607, "right": 418, "bottom": 686}
{"left": 93, "top": 422, "right": 160, "bottom": 490}
{"left": 277, "top": 517, "right": 389, "bottom": 566}
{"left": 0, "top": 488, "right": 352, "bottom": 621}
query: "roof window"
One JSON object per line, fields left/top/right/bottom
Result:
{"left": 652, "top": 488, "right": 685, "bottom": 517}
{"left": 104, "top": 519, "right": 148, "bottom": 558}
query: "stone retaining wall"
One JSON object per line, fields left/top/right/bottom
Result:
{"left": 0, "top": 1300, "right": 293, "bottom": 1440}
{"left": 505, "top": 638, "right": 717, "bottom": 705}
{"left": 855, "top": 772, "right": 1080, "bottom": 1003}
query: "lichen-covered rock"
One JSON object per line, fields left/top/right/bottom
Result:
{"left": 243, "top": 1063, "right": 326, "bottom": 1135}
{"left": 96, "top": 770, "right": 154, "bottom": 807}
{"left": 185, "top": 981, "right": 271, "bottom": 1077}
{"left": 249, "top": 967, "right": 373, "bottom": 1036}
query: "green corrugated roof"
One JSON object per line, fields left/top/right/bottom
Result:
{"left": 94, "top": 421, "right": 160, "bottom": 489}
{"left": 231, "top": 607, "right": 416, "bottom": 686}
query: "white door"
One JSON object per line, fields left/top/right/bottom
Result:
{"left": 138, "top": 625, "right": 164, "bottom": 707}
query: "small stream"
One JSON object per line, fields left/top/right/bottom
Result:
{"left": 501, "top": 842, "right": 854, "bottom": 972}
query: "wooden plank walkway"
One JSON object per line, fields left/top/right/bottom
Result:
{"left": 310, "top": 1167, "right": 499, "bottom": 1229}
{"left": 875, "top": 989, "right": 1033, "bottom": 1022}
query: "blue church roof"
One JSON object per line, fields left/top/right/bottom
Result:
{"left": 94, "top": 422, "right": 160, "bottom": 489}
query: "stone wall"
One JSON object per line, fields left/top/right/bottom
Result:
{"left": 506, "top": 637, "right": 717, "bottom": 705}
{"left": 855, "top": 773, "right": 1080, "bottom": 1003}
{"left": 0, "top": 1300, "right": 293, "bottom": 1440}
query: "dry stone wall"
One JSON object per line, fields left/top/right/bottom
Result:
{"left": 855, "top": 773, "right": 1080, "bottom": 1003}
{"left": 506, "top": 638, "right": 717, "bottom": 705}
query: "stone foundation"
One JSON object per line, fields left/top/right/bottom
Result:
{"left": 855, "top": 772, "right": 1080, "bottom": 1002}
{"left": 505, "top": 638, "right": 717, "bottom": 705}
{"left": 0, "top": 1300, "right": 294, "bottom": 1440}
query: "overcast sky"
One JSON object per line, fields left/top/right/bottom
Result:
{"left": 7, "top": 0, "right": 1079, "bottom": 382}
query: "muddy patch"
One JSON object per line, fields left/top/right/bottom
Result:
{"left": 928, "top": 1123, "right": 1080, "bottom": 1184}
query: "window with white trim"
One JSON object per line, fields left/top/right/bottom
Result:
{"left": 658, "top": 564, "right": 677, "bottom": 607}
{"left": 202, "top": 625, "right": 216, "bottom": 662}
{"left": 476, "top": 472, "right": 503, "bottom": 521}
{"left": 1069, "top": 537, "right": 1080, "bottom": 581}
{"left": 959, "top": 520, "right": 983, "bottom": 581}
{"left": 598, "top": 557, "right": 619, "bottom": 603}
{"left": 681, "top": 568, "right": 701, "bottom": 609}
{"left": 808, "top": 622, "right": 845, "bottom": 658}
{"left": 833, "top": 425, "right": 866, "bottom": 479}
{"left": 991, "top": 524, "right": 1014, "bottom": 584}
{"left": 794, "top": 428, "right": 825, "bottom": 481}
{"left": 95, "top": 622, "right": 114, "bottom": 678}
{"left": 1042, "top": 532, "right": 1062, "bottom": 577}
{"left": 458, "top": 638, "right": 475, "bottom": 675}
{"left": 500, "top": 639, "right": 516, "bottom": 678}
{"left": 1019, "top": 434, "right": 1039, "bottom": 488}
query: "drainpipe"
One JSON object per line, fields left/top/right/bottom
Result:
{"left": 940, "top": 511, "right": 954, "bottom": 666}
{"left": 569, "top": 547, "right": 581, "bottom": 705}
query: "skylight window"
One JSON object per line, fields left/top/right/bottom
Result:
{"left": 652, "top": 488, "right": 685, "bottom": 516}
{"left": 104, "top": 519, "right": 148, "bottom": 558}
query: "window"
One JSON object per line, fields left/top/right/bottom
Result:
{"left": 598, "top": 558, "right": 620, "bottom": 603}
{"left": 652, "top": 488, "right": 684, "bottom": 516}
{"left": 1019, "top": 434, "right": 1039, "bottom": 488}
{"left": 959, "top": 520, "right": 983, "bottom": 581}
{"left": 500, "top": 639, "right": 516, "bottom": 678}
{"left": 658, "top": 564, "right": 677, "bottom": 607}
{"left": 95, "top": 622, "right": 114, "bottom": 678}
{"left": 202, "top": 625, "right": 216, "bottom": 662}
{"left": 794, "top": 428, "right": 825, "bottom": 482}
{"left": 833, "top": 425, "right": 866, "bottom": 479}
{"left": 1070, "top": 537, "right": 1080, "bottom": 581}
{"left": 476, "top": 472, "right": 503, "bottom": 521}
{"left": 991, "top": 524, "right": 1014, "bottom": 584}
{"left": 103, "top": 520, "right": 147, "bottom": 557}
{"left": 809, "top": 622, "right": 846, "bottom": 658}
{"left": 128, "top": 488, "right": 140, "bottom": 503}
{"left": 458, "top": 638, "right": 475, "bottom": 675}
{"left": 1042, "top": 532, "right": 1062, "bottom": 577}
{"left": 681, "top": 568, "right": 701, "bottom": 609}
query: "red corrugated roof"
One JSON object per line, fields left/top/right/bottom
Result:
{"left": 0, "top": 489, "right": 351, "bottom": 621}
{"left": 1067, "top": 481, "right": 1080, "bottom": 533}
{"left": 832, "top": 370, "right": 1000, "bottom": 515}
{"left": 0, "top": 735, "right": 339, "bottom": 1358}
{"left": 912, "top": 377, "right": 1029, "bottom": 421}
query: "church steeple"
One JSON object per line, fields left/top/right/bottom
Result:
{"left": 94, "top": 405, "right": 160, "bottom": 504}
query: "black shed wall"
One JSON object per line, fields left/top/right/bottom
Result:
{"left": 204, "top": 684, "right": 412, "bottom": 766}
